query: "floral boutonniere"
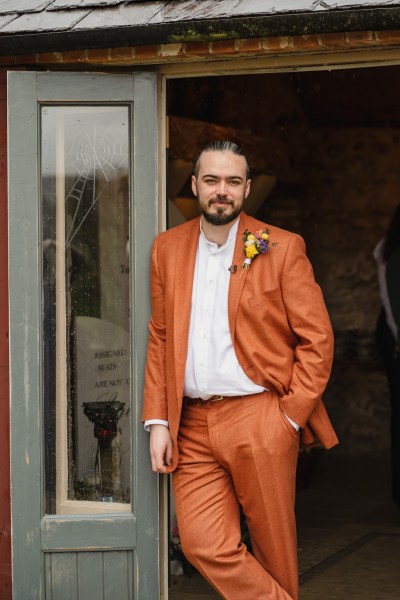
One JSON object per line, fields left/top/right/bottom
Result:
{"left": 241, "top": 228, "right": 277, "bottom": 274}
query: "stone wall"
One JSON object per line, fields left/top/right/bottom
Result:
{"left": 261, "top": 127, "right": 399, "bottom": 456}
{"left": 324, "top": 362, "right": 390, "bottom": 457}
{"left": 304, "top": 128, "right": 400, "bottom": 332}
{"left": 168, "top": 72, "right": 396, "bottom": 457}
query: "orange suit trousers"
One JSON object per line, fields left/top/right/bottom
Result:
{"left": 172, "top": 391, "right": 299, "bottom": 600}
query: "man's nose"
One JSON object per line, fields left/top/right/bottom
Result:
{"left": 216, "top": 181, "right": 228, "bottom": 195}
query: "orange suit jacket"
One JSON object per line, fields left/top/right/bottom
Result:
{"left": 142, "top": 213, "right": 338, "bottom": 472}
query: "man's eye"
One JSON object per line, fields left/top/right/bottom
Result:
{"left": 230, "top": 180, "right": 240, "bottom": 185}
{"left": 205, "top": 179, "right": 216, "bottom": 184}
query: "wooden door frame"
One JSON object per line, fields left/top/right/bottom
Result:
{"left": 156, "top": 45, "right": 400, "bottom": 599}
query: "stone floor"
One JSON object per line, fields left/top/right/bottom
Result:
{"left": 169, "top": 453, "right": 400, "bottom": 599}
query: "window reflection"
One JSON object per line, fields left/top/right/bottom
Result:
{"left": 42, "top": 106, "right": 131, "bottom": 513}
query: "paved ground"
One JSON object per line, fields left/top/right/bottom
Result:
{"left": 169, "top": 453, "right": 400, "bottom": 599}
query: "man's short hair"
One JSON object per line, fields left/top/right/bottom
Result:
{"left": 193, "top": 141, "right": 250, "bottom": 179}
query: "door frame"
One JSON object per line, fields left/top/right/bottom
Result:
{"left": 156, "top": 44, "right": 400, "bottom": 598}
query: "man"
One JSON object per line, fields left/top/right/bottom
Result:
{"left": 143, "top": 141, "right": 338, "bottom": 599}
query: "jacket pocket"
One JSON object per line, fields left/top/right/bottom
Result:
{"left": 248, "top": 287, "right": 281, "bottom": 308}
{"left": 278, "top": 406, "right": 300, "bottom": 439}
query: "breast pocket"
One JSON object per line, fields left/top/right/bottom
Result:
{"left": 248, "top": 287, "right": 281, "bottom": 309}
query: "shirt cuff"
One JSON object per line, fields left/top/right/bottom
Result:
{"left": 144, "top": 419, "right": 169, "bottom": 432}
{"left": 284, "top": 413, "right": 300, "bottom": 432}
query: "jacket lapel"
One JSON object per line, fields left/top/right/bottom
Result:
{"left": 173, "top": 217, "right": 200, "bottom": 398}
{"left": 228, "top": 213, "right": 252, "bottom": 340}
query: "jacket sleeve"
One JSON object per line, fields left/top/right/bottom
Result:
{"left": 278, "top": 234, "right": 334, "bottom": 428}
{"left": 142, "top": 236, "right": 169, "bottom": 422}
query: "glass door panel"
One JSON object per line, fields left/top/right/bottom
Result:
{"left": 41, "top": 106, "right": 132, "bottom": 514}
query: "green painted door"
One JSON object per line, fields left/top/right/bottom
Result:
{"left": 8, "top": 71, "right": 160, "bottom": 599}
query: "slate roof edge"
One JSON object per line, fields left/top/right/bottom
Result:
{"left": 1, "top": 7, "right": 400, "bottom": 57}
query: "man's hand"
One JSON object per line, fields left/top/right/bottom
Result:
{"left": 150, "top": 424, "right": 173, "bottom": 473}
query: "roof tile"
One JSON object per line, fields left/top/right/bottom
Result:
{"left": 0, "top": 13, "right": 17, "bottom": 29}
{"left": 231, "top": 0, "right": 323, "bottom": 15}
{"left": 326, "top": 0, "right": 398, "bottom": 5}
{"left": 1, "top": 8, "right": 89, "bottom": 33}
{"left": 0, "top": 0, "right": 399, "bottom": 49}
{"left": 48, "top": 0, "right": 124, "bottom": 10}
{"left": 0, "top": 0, "right": 53, "bottom": 16}
{"left": 73, "top": 2, "right": 167, "bottom": 30}
{"left": 149, "top": 0, "right": 243, "bottom": 23}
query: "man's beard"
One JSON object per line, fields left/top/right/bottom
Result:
{"left": 200, "top": 198, "right": 243, "bottom": 226}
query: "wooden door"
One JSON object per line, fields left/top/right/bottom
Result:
{"left": 8, "top": 71, "right": 160, "bottom": 599}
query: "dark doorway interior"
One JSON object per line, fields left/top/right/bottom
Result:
{"left": 166, "top": 67, "right": 400, "bottom": 599}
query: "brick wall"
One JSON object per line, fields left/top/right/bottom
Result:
{"left": 0, "top": 30, "right": 399, "bottom": 67}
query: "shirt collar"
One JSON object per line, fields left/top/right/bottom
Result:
{"left": 199, "top": 217, "right": 239, "bottom": 253}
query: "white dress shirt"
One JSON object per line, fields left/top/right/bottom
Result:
{"left": 183, "top": 218, "right": 264, "bottom": 398}
{"left": 145, "top": 218, "right": 299, "bottom": 432}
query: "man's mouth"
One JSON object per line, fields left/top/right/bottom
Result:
{"left": 210, "top": 199, "right": 232, "bottom": 207}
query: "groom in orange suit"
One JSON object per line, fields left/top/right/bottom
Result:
{"left": 142, "top": 141, "right": 338, "bottom": 599}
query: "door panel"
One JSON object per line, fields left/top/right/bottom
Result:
{"left": 8, "top": 71, "right": 159, "bottom": 599}
{"left": 44, "top": 551, "right": 134, "bottom": 600}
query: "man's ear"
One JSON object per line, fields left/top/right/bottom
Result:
{"left": 191, "top": 175, "right": 198, "bottom": 197}
{"left": 245, "top": 178, "right": 251, "bottom": 199}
